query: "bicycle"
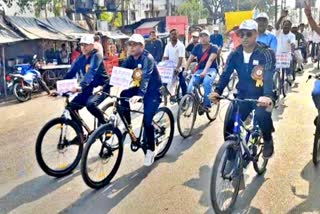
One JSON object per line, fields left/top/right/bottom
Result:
{"left": 35, "top": 92, "right": 112, "bottom": 177}
{"left": 210, "top": 96, "right": 269, "bottom": 213}
{"left": 81, "top": 93, "right": 174, "bottom": 189}
{"left": 177, "top": 74, "right": 220, "bottom": 138}
{"left": 273, "top": 65, "right": 292, "bottom": 107}
{"left": 307, "top": 74, "right": 320, "bottom": 165}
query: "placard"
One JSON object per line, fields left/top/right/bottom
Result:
{"left": 276, "top": 53, "right": 291, "bottom": 69}
{"left": 56, "top": 79, "right": 77, "bottom": 95}
{"left": 110, "top": 66, "right": 134, "bottom": 89}
{"left": 157, "top": 66, "right": 175, "bottom": 84}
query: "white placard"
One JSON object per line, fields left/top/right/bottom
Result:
{"left": 110, "top": 66, "right": 134, "bottom": 89}
{"left": 56, "top": 79, "right": 77, "bottom": 95}
{"left": 276, "top": 53, "right": 291, "bottom": 69}
{"left": 157, "top": 66, "right": 175, "bottom": 84}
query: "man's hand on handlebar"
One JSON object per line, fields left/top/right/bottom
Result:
{"left": 130, "top": 95, "right": 142, "bottom": 104}
{"left": 71, "top": 86, "right": 82, "bottom": 93}
{"left": 257, "top": 96, "right": 273, "bottom": 107}
{"left": 209, "top": 92, "right": 220, "bottom": 104}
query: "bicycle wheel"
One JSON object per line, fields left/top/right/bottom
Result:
{"left": 273, "top": 71, "right": 281, "bottom": 108}
{"left": 252, "top": 135, "right": 269, "bottom": 175}
{"left": 154, "top": 107, "right": 175, "bottom": 159}
{"left": 35, "top": 117, "right": 83, "bottom": 177}
{"left": 177, "top": 94, "right": 197, "bottom": 138}
{"left": 210, "top": 140, "right": 242, "bottom": 213}
{"left": 207, "top": 101, "right": 220, "bottom": 122}
{"left": 81, "top": 124, "right": 123, "bottom": 189}
{"left": 313, "top": 115, "right": 320, "bottom": 165}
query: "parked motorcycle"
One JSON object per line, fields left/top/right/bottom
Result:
{"left": 11, "top": 55, "right": 50, "bottom": 102}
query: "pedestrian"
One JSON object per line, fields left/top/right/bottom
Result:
{"left": 60, "top": 43, "right": 69, "bottom": 64}
{"left": 145, "top": 30, "right": 163, "bottom": 63}
{"left": 94, "top": 34, "right": 104, "bottom": 57}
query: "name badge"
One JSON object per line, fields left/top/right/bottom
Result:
{"left": 253, "top": 60, "right": 259, "bottom": 65}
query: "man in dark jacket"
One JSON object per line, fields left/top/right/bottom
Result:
{"left": 63, "top": 35, "right": 110, "bottom": 125}
{"left": 145, "top": 30, "right": 163, "bottom": 63}
{"left": 120, "top": 34, "right": 162, "bottom": 166}
{"left": 211, "top": 20, "right": 275, "bottom": 160}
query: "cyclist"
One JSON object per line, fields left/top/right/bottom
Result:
{"left": 163, "top": 29, "right": 188, "bottom": 97}
{"left": 210, "top": 20, "right": 275, "bottom": 162}
{"left": 120, "top": 34, "right": 162, "bottom": 167}
{"left": 186, "top": 31, "right": 200, "bottom": 57}
{"left": 185, "top": 30, "right": 219, "bottom": 112}
{"left": 57, "top": 35, "right": 110, "bottom": 126}
{"left": 275, "top": 10, "right": 296, "bottom": 83}
{"left": 255, "top": 12, "right": 277, "bottom": 53}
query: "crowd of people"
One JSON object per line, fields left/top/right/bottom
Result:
{"left": 54, "top": 1, "right": 320, "bottom": 168}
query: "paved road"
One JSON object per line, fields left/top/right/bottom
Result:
{"left": 0, "top": 64, "right": 319, "bottom": 214}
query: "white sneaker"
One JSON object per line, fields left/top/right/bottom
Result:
{"left": 144, "top": 150, "right": 156, "bottom": 166}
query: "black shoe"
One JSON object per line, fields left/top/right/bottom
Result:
{"left": 263, "top": 139, "right": 274, "bottom": 159}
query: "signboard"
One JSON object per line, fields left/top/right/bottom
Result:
{"left": 225, "top": 10, "right": 254, "bottom": 32}
{"left": 56, "top": 79, "right": 78, "bottom": 95}
{"left": 110, "top": 66, "right": 133, "bottom": 89}
{"left": 158, "top": 66, "right": 175, "bottom": 84}
{"left": 198, "top": 18, "right": 207, "bottom": 25}
{"left": 276, "top": 53, "right": 291, "bottom": 69}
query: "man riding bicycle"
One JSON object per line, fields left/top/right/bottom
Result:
{"left": 255, "top": 12, "right": 277, "bottom": 53}
{"left": 185, "top": 30, "right": 219, "bottom": 112}
{"left": 210, "top": 20, "right": 275, "bottom": 160}
{"left": 58, "top": 35, "right": 110, "bottom": 126}
{"left": 120, "top": 34, "right": 162, "bottom": 167}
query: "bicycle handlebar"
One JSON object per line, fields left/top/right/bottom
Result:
{"left": 215, "top": 95, "right": 272, "bottom": 106}
{"left": 99, "top": 92, "right": 143, "bottom": 102}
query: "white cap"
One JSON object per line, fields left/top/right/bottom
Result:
{"left": 213, "top": 25, "right": 219, "bottom": 31}
{"left": 192, "top": 31, "right": 199, "bottom": 37}
{"left": 256, "top": 12, "right": 269, "bottom": 21}
{"left": 239, "top": 20, "right": 258, "bottom": 31}
{"left": 200, "top": 30, "right": 210, "bottom": 36}
{"left": 80, "top": 35, "right": 94, "bottom": 44}
{"left": 128, "top": 34, "right": 145, "bottom": 46}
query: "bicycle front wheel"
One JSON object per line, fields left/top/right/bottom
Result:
{"left": 35, "top": 118, "right": 83, "bottom": 177}
{"left": 252, "top": 135, "right": 269, "bottom": 175}
{"left": 313, "top": 115, "right": 320, "bottom": 165}
{"left": 210, "top": 140, "right": 242, "bottom": 213}
{"left": 153, "top": 107, "right": 175, "bottom": 160}
{"left": 177, "top": 94, "right": 197, "bottom": 138}
{"left": 81, "top": 124, "right": 123, "bottom": 189}
{"left": 207, "top": 102, "right": 220, "bottom": 122}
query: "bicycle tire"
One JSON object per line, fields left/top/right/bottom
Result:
{"left": 177, "top": 94, "right": 197, "bottom": 138}
{"left": 210, "top": 140, "right": 242, "bottom": 213}
{"left": 206, "top": 102, "right": 220, "bottom": 122}
{"left": 273, "top": 71, "right": 281, "bottom": 108}
{"left": 154, "top": 107, "right": 175, "bottom": 159}
{"left": 313, "top": 114, "right": 320, "bottom": 165}
{"left": 81, "top": 124, "right": 123, "bottom": 189}
{"left": 35, "top": 117, "right": 83, "bottom": 177}
{"left": 252, "top": 136, "right": 269, "bottom": 175}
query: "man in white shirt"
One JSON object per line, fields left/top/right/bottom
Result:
{"left": 163, "top": 29, "right": 187, "bottom": 96}
{"left": 275, "top": 10, "right": 296, "bottom": 82}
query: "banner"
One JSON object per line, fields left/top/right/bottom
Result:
{"left": 225, "top": 10, "right": 254, "bottom": 32}
{"left": 110, "top": 66, "right": 133, "bottom": 89}
{"left": 56, "top": 79, "right": 77, "bottom": 95}
{"left": 276, "top": 53, "right": 292, "bottom": 69}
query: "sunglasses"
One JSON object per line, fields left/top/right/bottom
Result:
{"left": 128, "top": 42, "right": 140, "bottom": 47}
{"left": 237, "top": 30, "right": 254, "bottom": 38}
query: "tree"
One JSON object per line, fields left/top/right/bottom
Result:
{"left": 2, "top": 0, "right": 64, "bottom": 17}
{"left": 176, "top": 0, "right": 208, "bottom": 25}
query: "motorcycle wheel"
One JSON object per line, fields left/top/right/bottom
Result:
{"left": 13, "top": 82, "right": 31, "bottom": 102}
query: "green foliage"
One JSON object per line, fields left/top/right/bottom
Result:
{"left": 177, "top": 0, "right": 209, "bottom": 25}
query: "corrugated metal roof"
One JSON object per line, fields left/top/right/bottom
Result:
{"left": 0, "top": 16, "right": 24, "bottom": 44}
{"left": 97, "top": 30, "right": 129, "bottom": 39}
{"left": 40, "top": 16, "right": 89, "bottom": 37}
{"left": 6, "top": 16, "right": 71, "bottom": 41}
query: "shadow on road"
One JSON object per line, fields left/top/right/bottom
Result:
{"left": 273, "top": 102, "right": 288, "bottom": 122}
{"left": 288, "top": 161, "right": 320, "bottom": 213}
{"left": 0, "top": 171, "right": 80, "bottom": 213}
{"left": 183, "top": 165, "right": 268, "bottom": 214}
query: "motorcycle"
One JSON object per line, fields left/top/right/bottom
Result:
{"left": 11, "top": 55, "right": 50, "bottom": 102}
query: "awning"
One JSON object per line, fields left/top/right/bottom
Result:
{"left": 98, "top": 31, "right": 129, "bottom": 40}
{"left": 6, "top": 16, "right": 72, "bottom": 41}
{"left": 136, "top": 21, "right": 160, "bottom": 35}
{"left": 0, "top": 16, "right": 24, "bottom": 44}
{"left": 39, "top": 16, "right": 89, "bottom": 38}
